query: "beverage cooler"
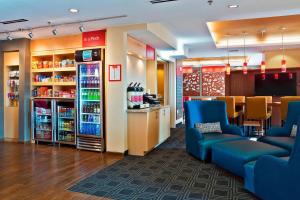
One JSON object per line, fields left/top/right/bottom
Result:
{"left": 32, "top": 99, "right": 76, "bottom": 145}
{"left": 75, "top": 49, "right": 104, "bottom": 152}
{"left": 56, "top": 100, "right": 76, "bottom": 145}
{"left": 31, "top": 99, "right": 54, "bottom": 142}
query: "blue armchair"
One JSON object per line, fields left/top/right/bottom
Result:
{"left": 254, "top": 117, "right": 300, "bottom": 200}
{"left": 184, "top": 100, "right": 244, "bottom": 160}
{"left": 258, "top": 101, "right": 300, "bottom": 152}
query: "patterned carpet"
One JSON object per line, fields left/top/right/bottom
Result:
{"left": 69, "top": 127, "right": 257, "bottom": 200}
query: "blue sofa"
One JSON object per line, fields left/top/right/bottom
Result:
{"left": 253, "top": 117, "right": 300, "bottom": 200}
{"left": 259, "top": 101, "right": 300, "bottom": 152}
{"left": 184, "top": 101, "right": 244, "bottom": 160}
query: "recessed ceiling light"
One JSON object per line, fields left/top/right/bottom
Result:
{"left": 69, "top": 8, "right": 79, "bottom": 13}
{"left": 228, "top": 4, "right": 239, "bottom": 8}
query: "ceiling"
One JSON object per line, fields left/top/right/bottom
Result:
{"left": 1, "top": 0, "right": 300, "bottom": 59}
{"left": 208, "top": 14, "right": 300, "bottom": 49}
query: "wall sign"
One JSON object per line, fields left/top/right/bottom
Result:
{"left": 109, "top": 64, "right": 122, "bottom": 82}
{"left": 146, "top": 45, "right": 155, "bottom": 60}
{"left": 82, "top": 30, "right": 106, "bottom": 47}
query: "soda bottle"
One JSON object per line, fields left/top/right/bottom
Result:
{"left": 96, "top": 124, "right": 100, "bottom": 136}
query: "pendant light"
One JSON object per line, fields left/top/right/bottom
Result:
{"left": 225, "top": 35, "right": 231, "bottom": 75}
{"left": 260, "top": 30, "right": 266, "bottom": 74}
{"left": 242, "top": 32, "right": 248, "bottom": 75}
{"left": 281, "top": 27, "right": 287, "bottom": 73}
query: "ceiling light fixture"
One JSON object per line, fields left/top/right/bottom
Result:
{"left": 228, "top": 4, "right": 239, "bottom": 8}
{"left": 79, "top": 25, "right": 85, "bottom": 32}
{"left": 207, "top": 0, "right": 213, "bottom": 6}
{"left": 28, "top": 31, "right": 33, "bottom": 39}
{"left": 69, "top": 8, "right": 79, "bottom": 13}
{"left": 225, "top": 35, "right": 231, "bottom": 75}
{"left": 242, "top": 32, "right": 248, "bottom": 75}
{"left": 7, "top": 33, "right": 12, "bottom": 40}
{"left": 280, "top": 27, "right": 287, "bottom": 73}
{"left": 52, "top": 28, "right": 57, "bottom": 36}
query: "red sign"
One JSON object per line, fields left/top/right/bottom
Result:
{"left": 182, "top": 66, "right": 193, "bottom": 74}
{"left": 146, "top": 45, "right": 155, "bottom": 60}
{"left": 109, "top": 64, "right": 122, "bottom": 82}
{"left": 82, "top": 30, "right": 106, "bottom": 47}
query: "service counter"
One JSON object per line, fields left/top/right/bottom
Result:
{"left": 127, "top": 105, "right": 170, "bottom": 156}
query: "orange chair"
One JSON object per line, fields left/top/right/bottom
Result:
{"left": 245, "top": 97, "right": 272, "bottom": 135}
{"left": 216, "top": 96, "right": 242, "bottom": 124}
{"left": 280, "top": 96, "right": 300, "bottom": 122}
{"left": 233, "top": 96, "right": 245, "bottom": 113}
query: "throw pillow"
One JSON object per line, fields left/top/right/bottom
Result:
{"left": 195, "top": 122, "right": 222, "bottom": 134}
{"left": 291, "top": 125, "right": 297, "bottom": 137}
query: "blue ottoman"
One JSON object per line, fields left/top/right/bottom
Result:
{"left": 211, "top": 140, "right": 289, "bottom": 177}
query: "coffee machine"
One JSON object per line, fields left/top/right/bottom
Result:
{"left": 143, "top": 93, "right": 160, "bottom": 106}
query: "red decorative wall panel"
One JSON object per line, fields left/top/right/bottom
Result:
{"left": 202, "top": 71, "right": 225, "bottom": 96}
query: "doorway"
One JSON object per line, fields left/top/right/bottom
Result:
{"left": 157, "top": 60, "right": 169, "bottom": 106}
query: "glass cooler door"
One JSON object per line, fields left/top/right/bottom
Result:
{"left": 32, "top": 99, "right": 54, "bottom": 142}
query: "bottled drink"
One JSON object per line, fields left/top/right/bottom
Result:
{"left": 96, "top": 124, "right": 100, "bottom": 136}
{"left": 93, "top": 104, "right": 97, "bottom": 113}
{"left": 97, "top": 104, "right": 100, "bottom": 113}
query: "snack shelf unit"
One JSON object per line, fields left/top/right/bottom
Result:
{"left": 31, "top": 50, "right": 77, "bottom": 99}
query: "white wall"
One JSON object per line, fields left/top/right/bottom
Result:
{"left": 127, "top": 55, "right": 147, "bottom": 88}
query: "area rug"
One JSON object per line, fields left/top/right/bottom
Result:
{"left": 69, "top": 128, "right": 256, "bottom": 200}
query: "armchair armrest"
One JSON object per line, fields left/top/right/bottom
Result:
{"left": 254, "top": 155, "right": 289, "bottom": 199}
{"left": 222, "top": 125, "right": 243, "bottom": 136}
{"left": 186, "top": 128, "right": 204, "bottom": 141}
{"left": 266, "top": 127, "right": 290, "bottom": 137}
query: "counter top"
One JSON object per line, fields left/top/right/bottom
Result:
{"left": 127, "top": 105, "right": 170, "bottom": 113}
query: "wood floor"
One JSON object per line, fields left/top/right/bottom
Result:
{"left": 0, "top": 142, "right": 123, "bottom": 200}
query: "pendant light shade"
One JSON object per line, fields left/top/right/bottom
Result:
{"left": 242, "top": 32, "right": 247, "bottom": 75}
{"left": 243, "top": 62, "right": 248, "bottom": 74}
{"left": 225, "top": 35, "right": 231, "bottom": 75}
{"left": 281, "top": 59, "right": 287, "bottom": 73}
{"left": 281, "top": 27, "right": 287, "bottom": 73}
{"left": 261, "top": 61, "right": 266, "bottom": 74}
{"left": 226, "top": 63, "right": 231, "bottom": 75}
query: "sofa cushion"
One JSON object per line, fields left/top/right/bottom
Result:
{"left": 197, "top": 133, "right": 244, "bottom": 160}
{"left": 244, "top": 157, "right": 289, "bottom": 193}
{"left": 291, "top": 125, "right": 297, "bottom": 137}
{"left": 259, "top": 136, "right": 295, "bottom": 152}
{"left": 211, "top": 140, "right": 289, "bottom": 177}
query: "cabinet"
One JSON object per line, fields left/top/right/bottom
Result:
{"left": 127, "top": 106, "right": 170, "bottom": 156}
{"left": 159, "top": 106, "right": 170, "bottom": 144}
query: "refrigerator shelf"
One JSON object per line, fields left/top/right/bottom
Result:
{"left": 36, "top": 121, "right": 52, "bottom": 123}
{"left": 36, "top": 128, "right": 52, "bottom": 132}
{"left": 80, "top": 75, "right": 99, "bottom": 78}
{"left": 58, "top": 129, "right": 74, "bottom": 132}
{"left": 58, "top": 117, "right": 75, "bottom": 119}
{"left": 81, "top": 88, "right": 100, "bottom": 90}
{"left": 81, "top": 100, "right": 100, "bottom": 102}
{"left": 81, "top": 113, "right": 100, "bottom": 115}
{"left": 36, "top": 113, "right": 52, "bottom": 116}
{"left": 81, "top": 121, "right": 100, "bottom": 124}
